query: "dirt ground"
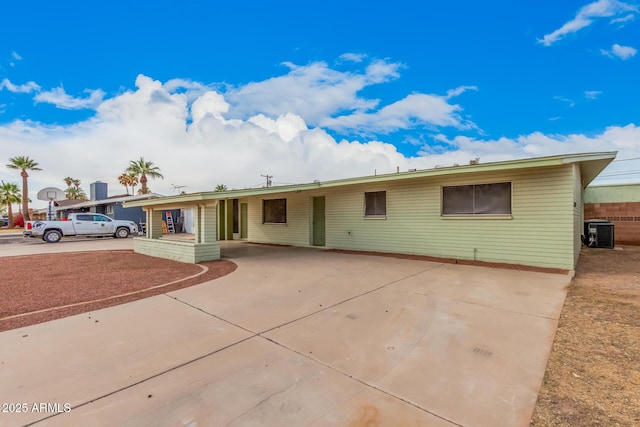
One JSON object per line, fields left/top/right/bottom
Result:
{"left": 531, "top": 245, "right": 640, "bottom": 426}
{"left": 0, "top": 250, "right": 236, "bottom": 332}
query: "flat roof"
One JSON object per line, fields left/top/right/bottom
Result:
{"left": 125, "top": 151, "right": 617, "bottom": 209}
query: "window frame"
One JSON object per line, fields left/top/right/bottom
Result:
{"left": 262, "top": 198, "right": 287, "bottom": 224}
{"left": 441, "top": 181, "right": 512, "bottom": 216}
{"left": 363, "top": 190, "right": 387, "bottom": 218}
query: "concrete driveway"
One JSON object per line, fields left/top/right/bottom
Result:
{"left": 0, "top": 241, "right": 570, "bottom": 426}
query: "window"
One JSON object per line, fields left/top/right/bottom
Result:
{"left": 232, "top": 199, "right": 239, "bottom": 233}
{"left": 364, "top": 191, "right": 386, "bottom": 217}
{"left": 106, "top": 205, "right": 114, "bottom": 215}
{"left": 442, "top": 182, "right": 511, "bottom": 215}
{"left": 76, "top": 214, "right": 92, "bottom": 221}
{"left": 263, "top": 198, "right": 286, "bottom": 223}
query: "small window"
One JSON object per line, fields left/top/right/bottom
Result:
{"left": 364, "top": 191, "right": 386, "bottom": 217}
{"left": 105, "top": 205, "right": 114, "bottom": 215}
{"left": 442, "top": 182, "right": 511, "bottom": 215}
{"left": 263, "top": 198, "right": 286, "bottom": 223}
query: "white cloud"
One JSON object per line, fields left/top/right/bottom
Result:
{"left": 225, "top": 59, "right": 470, "bottom": 135}
{"left": 0, "top": 78, "right": 41, "bottom": 93}
{"left": 320, "top": 93, "right": 475, "bottom": 134}
{"left": 2, "top": 73, "right": 638, "bottom": 211}
{"left": 338, "top": 53, "right": 366, "bottom": 63}
{"left": 11, "top": 51, "right": 22, "bottom": 61}
{"left": 445, "top": 85, "right": 478, "bottom": 99}
{"left": 539, "top": 0, "right": 638, "bottom": 46}
{"left": 584, "top": 90, "right": 603, "bottom": 99}
{"left": 610, "top": 12, "right": 636, "bottom": 24}
{"left": 34, "top": 87, "right": 106, "bottom": 109}
{"left": 225, "top": 60, "right": 387, "bottom": 124}
{"left": 190, "top": 91, "right": 229, "bottom": 122}
{"left": 417, "top": 125, "right": 640, "bottom": 184}
{"left": 601, "top": 43, "right": 637, "bottom": 59}
{"left": 163, "top": 78, "right": 210, "bottom": 101}
{"left": 554, "top": 96, "right": 576, "bottom": 107}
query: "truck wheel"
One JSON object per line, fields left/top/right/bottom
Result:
{"left": 43, "top": 230, "right": 62, "bottom": 243}
{"left": 115, "top": 227, "right": 130, "bottom": 238}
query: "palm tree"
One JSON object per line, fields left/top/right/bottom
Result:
{"left": 0, "top": 181, "right": 21, "bottom": 228}
{"left": 6, "top": 156, "right": 41, "bottom": 221}
{"left": 214, "top": 184, "right": 228, "bottom": 192}
{"left": 126, "top": 157, "right": 163, "bottom": 195}
{"left": 62, "top": 177, "right": 87, "bottom": 200}
{"left": 118, "top": 172, "right": 139, "bottom": 195}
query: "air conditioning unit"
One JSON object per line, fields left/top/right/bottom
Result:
{"left": 584, "top": 220, "right": 615, "bottom": 249}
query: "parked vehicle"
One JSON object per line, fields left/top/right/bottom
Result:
{"left": 24, "top": 213, "right": 139, "bottom": 243}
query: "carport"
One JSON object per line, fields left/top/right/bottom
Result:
{"left": 0, "top": 242, "right": 570, "bottom": 426}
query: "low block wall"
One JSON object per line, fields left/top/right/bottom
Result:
{"left": 584, "top": 202, "right": 640, "bottom": 245}
{"left": 133, "top": 238, "right": 221, "bottom": 263}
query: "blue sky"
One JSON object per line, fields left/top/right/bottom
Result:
{"left": 1, "top": 0, "right": 639, "bottom": 206}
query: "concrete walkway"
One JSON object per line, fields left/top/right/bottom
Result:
{"left": 0, "top": 241, "right": 570, "bottom": 426}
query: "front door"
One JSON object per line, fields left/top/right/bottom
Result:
{"left": 312, "top": 196, "right": 325, "bottom": 246}
{"left": 240, "top": 203, "right": 248, "bottom": 239}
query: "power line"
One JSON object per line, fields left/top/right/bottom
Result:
{"left": 611, "top": 157, "right": 640, "bottom": 163}
{"left": 598, "top": 171, "right": 640, "bottom": 177}
{"left": 261, "top": 174, "right": 273, "bottom": 187}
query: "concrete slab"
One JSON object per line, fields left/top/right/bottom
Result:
{"left": 390, "top": 262, "right": 570, "bottom": 319}
{"left": 0, "top": 295, "right": 252, "bottom": 426}
{"left": 265, "top": 266, "right": 568, "bottom": 427}
{"left": 37, "top": 337, "right": 454, "bottom": 426}
{"left": 169, "top": 245, "right": 439, "bottom": 332}
{"left": 0, "top": 242, "right": 570, "bottom": 426}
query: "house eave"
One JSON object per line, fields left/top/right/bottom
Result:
{"left": 124, "top": 151, "right": 617, "bottom": 209}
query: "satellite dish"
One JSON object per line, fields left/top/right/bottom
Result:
{"left": 37, "top": 187, "right": 65, "bottom": 201}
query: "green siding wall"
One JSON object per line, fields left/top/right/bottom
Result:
{"left": 247, "top": 194, "right": 312, "bottom": 246}
{"left": 134, "top": 238, "right": 220, "bottom": 263}
{"left": 584, "top": 184, "right": 640, "bottom": 203}
{"left": 244, "top": 164, "right": 578, "bottom": 270}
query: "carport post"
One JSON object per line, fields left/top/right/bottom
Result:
{"left": 147, "top": 209, "right": 163, "bottom": 239}
{"left": 194, "top": 204, "right": 217, "bottom": 243}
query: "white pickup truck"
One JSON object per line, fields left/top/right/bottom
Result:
{"left": 24, "top": 213, "right": 139, "bottom": 243}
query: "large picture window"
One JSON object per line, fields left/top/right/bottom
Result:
{"left": 263, "top": 198, "right": 287, "bottom": 223}
{"left": 442, "top": 182, "right": 511, "bottom": 215}
{"left": 364, "top": 191, "right": 386, "bottom": 217}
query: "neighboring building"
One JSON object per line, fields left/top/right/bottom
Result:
{"left": 32, "top": 199, "right": 85, "bottom": 220}
{"left": 126, "top": 152, "right": 616, "bottom": 269}
{"left": 55, "top": 181, "right": 164, "bottom": 231}
{"left": 585, "top": 183, "right": 640, "bottom": 245}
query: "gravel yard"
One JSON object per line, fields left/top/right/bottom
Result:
{"left": 0, "top": 250, "right": 236, "bottom": 332}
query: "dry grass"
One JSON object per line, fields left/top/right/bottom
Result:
{"left": 531, "top": 246, "right": 640, "bottom": 426}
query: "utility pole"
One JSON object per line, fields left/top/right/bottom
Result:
{"left": 261, "top": 174, "right": 273, "bottom": 187}
{"left": 171, "top": 184, "right": 188, "bottom": 194}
